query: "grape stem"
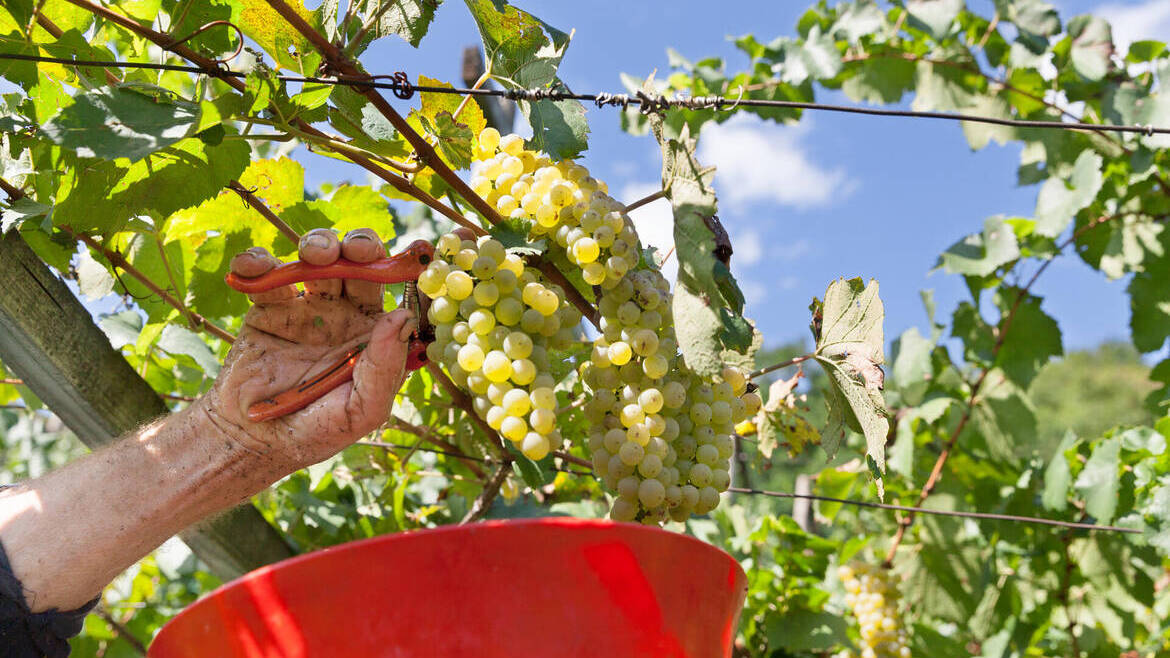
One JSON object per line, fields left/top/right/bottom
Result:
{"left": 386, "top": 417, "right": 487, "bottom": 478}
{"left": 461, "top": 461, "right": 511, "bottom": 524}
{"left": 227, "top": 180, "right": 302, "bottom": 244}
{"left": 623, "top": 189, "right": 666, "bottom": 213}
{"left": 749, "top": 355, "right": 812, "bottom": 379}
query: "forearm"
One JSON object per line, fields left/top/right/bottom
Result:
{"left": 0, "top": 399, "right": 284, "bottom": 612}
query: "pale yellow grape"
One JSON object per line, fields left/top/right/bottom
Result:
{"left": 471, "top": 256, "right": 497, "bottom": 280}
{"left": 486, "top": 406, "right": 506, "bottom": 430}
{"left": 445, "top": 271, "right": 473, "bottom": 300}
{"left": 502, "top": 388, "right": 532, "bottom": 417}
{"left": 642, "top": 354, "right": 669, "bottom": 379}
{"left": 495, "top": 298, "right": 523, "bottom": 326}
{"left": 521, "top": 433, "right": 550, "bottom": 460}
{"left": 722, "top": 366, "right": 747, "bottom": 395}
{"left": 510, "top": 359, "right": 536, "bottom": 385}
{"left": 500, "top": 416, "right": 527, "bottom": 442}
{"left": 572, "top": 237, "right": 600, "bottom": 263}
{"left": 457, "top": 344, "right": 485, "bottom": 371}
{"left": 468, "top": 309, "right": 496, "bottom": 335}
{"left": 530, "top": 387, "right": 556, "bottom": 410}
{"left": 619, "top": 403, "right": 645, "bottom": 427}
{"left": 471, "top": 281, "right": 499, "bottom": 306}
{"left": 607, "top": 341, "right": 632, "bottom": 366}
{"left": 499, "top": 133, "right": 524, "bottom": 155}
{"left": 689, "top": 463, "right": 713, "bottom": 487}
{"left": 638, "top": 389, "right": 664, "bottom": 414}
{"left": 696, "top": 444, "right": 719, "bottom": 466}
{"left": 645, "top": 414, "right": 666, "bottom": 437}
{"left": 624, "top": 422, "right": 648, "bottom": 446}
{"left": 503, "top": 332, "right": 533, "bottom": 359}
{"left": 479, "top": 127, "right": 501, "bottom": 152}
{"left": 638, "top": 479, "right": 666, "bottom": 507}
{"left": 530, "top": 408, "right": 556, "bottom": 434}
{"left": 532, "top": 289, "right": 560, "bottom": 316}
{"left": 582, "top": 262, "right": 606, "bottom": 285}
{"left": 418, "top": 261, "right": 450, "bottom": 297}
{"left": 610, "top": 498, "right": 638, "bottom": 522}
{"left": 487, "top": 382, "right": 511, "bottom": 405}
{"left": 698, "top": 486, "right": 719, "bottom": 512}
{"left": 437, "top": 233, "right": 461, "bottom": 257}
{"left": 454, "top": 248, "right": 477, "bottom": 271}
{"left": 482, "top": 350, "right": 512, "bottom": 383}
{"left": 690, "top": 402, "right": 713, "bottom": 425}
{"left": 618, "top": 441, "right": 644, "bottom": 466}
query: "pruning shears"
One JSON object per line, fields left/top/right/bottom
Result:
{"left": 225, "top": 239, "right": 436, "bottom": 423}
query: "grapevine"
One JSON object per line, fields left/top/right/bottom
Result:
{"left": 417, "top": 128, "right": 763, "bottom": 523}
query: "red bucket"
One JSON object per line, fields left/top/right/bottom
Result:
{"left": 148, "top": 518, "right": 747, "bottom": 657}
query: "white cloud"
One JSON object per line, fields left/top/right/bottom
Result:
{"left": 621, "top": 181, "right": 678, "bottom": 282}
{"left": 697, "top": 115, "right": 853, "bottom": 211}
{"left": 1096, "top": 1, "right": 1170, "bottom": 50}
{"left": 742, "top": 280, "right": 768, "bottom": 307}
{"left": 731, "top": 229, "right": 763, "bottom": 266}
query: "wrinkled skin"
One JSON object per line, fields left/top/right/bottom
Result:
{"left": 198, "top": 227, "right": 417, "bottom": 473}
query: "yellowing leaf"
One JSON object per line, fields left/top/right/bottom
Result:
{"left": 238, "top": 0, "right": 321, "bottom": 72}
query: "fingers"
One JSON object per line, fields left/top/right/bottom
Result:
{"left": 230, "top": 247, "right": 297, "bottom": 304}
{"left": 299, "top": 229, "right": 342, "bottom": 297}
{"left": 345, "top": 309, "right": 417, "bottom": 435}
{"left": 340, "top": 228, "right": 386, "bottom": 312}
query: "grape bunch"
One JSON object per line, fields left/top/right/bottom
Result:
{"left": 836, "top": 563, "right": 911, "bottom": 658}
{"left": 422, "top": 126, "right": 762, "bottom": 523}
{"left": 418, "top": 230, "right": 582, "bottom": 462}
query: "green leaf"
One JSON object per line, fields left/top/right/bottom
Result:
{"left": 157, "top": 324, "right": 220, "bottom": 377}
{"left": 56, "top": 139, "right": 250, "bottom": 235}
{"left": 1068, "top": 15, "right": 1113, "bottom": 82}
{"left": 520, "top": 96, "right": 589, "bottom": 160}
{"left": 462, "top": 0, "right": 588, "bottom": 158}
{"left": 672, "top": 283, "right": 726, "bottom": 378}
{"left": 912, "top": 59, "right": 977, "bottom": 112}
{"left": 1074, "top": 436, "right": 1121, "bottom": 524}
{"left": 993, "top": 287, "right": 1062, "bottom": 387}
{"left": 356, "top": 0, "right": 442, "bottom": 50}
{"left": 99, "top": 310, "right": 143, "bottom": 350}
{"left": 906, "top": 0, "right": 963, "bottom": 40}
{"left": 283, "top": 185, "right": 395, "bottom": 239}
{"left": 237, "top": 0, "right": 322, "bottom": 72}
{"left": 1, "top": 197, "right": 49, "bottom": 233}
{"left": 969, "top": 368, "right": 1034, "bottom": 461}
{"left": 1041, "top": 431, "right": 1078, "bottom": 511}
{"left": 767, "top": 608, "right": 850, "bottom": 652}
{"left": 961, "top": 96, "right": 1016, "bottom": 151}
{"left": 76, "top": 249, "right": 114, "bottom": 300}
{"left": 1034, "top": 150, "right": 1102, "bottom": 237}
{"left": 831, "top": 0, "right": 886, "bottom": 42}
{"left": 289, "top": 82, "right": 332, "bottom": 113}
{"left": 41, "top": 86, "right": 199, "bottom": 162}
{"left": 1000, "top": 0, "right": 1061, "bottom": 37}
{"left": 813, "top": 278, "right": 887, "bottom": 490}
{"left": 841, "top": 56, "right": 916, "bottom": 104}
{"left": 511, "top": 452, "right": 546, "bottom": 488}
{"left": 420, "top": 112, "right": 474, "bottom": 169}
{"left": 892, "top": 327, "right": 933, "bottom": 405}
{"left": 936, "top": 216, "right": 1020, "bottom": 277}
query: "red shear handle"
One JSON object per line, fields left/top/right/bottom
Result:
{"left": 225, "top": 239, "right": 435, "bottom": 294}
{"left": 245, "top": 338, "right": 429, "bottom": 423}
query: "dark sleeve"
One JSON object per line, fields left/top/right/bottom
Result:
{"left": 0, "top": 539, "right": 99, "bottom": 658}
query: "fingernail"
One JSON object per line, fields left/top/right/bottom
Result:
{"left": 303, "top": 234, "right": 330, "bottom": 250}
{"left": 347, "top": 232, "right": 374, "bottom": 242}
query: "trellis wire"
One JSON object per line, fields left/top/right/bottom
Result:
{"left": 727, "top": 486, "right": 1139, "bottom": 534}
{"left": 356, "top": 435, "right": 1140, "bottom": 534}
{"left": 1, "top": 52, "right": 1167, "bottom": 136}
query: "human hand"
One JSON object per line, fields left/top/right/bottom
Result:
{"left": 198, "top": 228, "right": 417, "bottom": 473}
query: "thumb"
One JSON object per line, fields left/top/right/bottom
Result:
{"left": 346, "top": 309, "right": 416, "bottom": 433}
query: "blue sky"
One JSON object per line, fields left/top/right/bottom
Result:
{"left": 292, "top": 0, "right": 1170, "bottom": 359}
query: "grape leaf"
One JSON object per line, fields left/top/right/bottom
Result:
{"left": 1068, "top": 15, "right": 1113, "bottom": 82}
{"left": 812, "top": 278, "right": 887, "bottom": 493}
{"left": 99, "top": 310, "right": 144, "bottom": 350}
{"left": 282, "top": 185, "right": 396, "bottom": 239}
{"left": 76, "top": 249, "right": 114, "bottom": 300}
{"left": 1128, "top": 251, "right": 1170, "bottom": 353}
{"left": 841, "top": 56, "right": 916, "bottom": 104}
{"left": 969, "top": 368, "right": 1034, "bottom": 462}
{"left": 891, "top": 326, "right": 933, "bottom": 406}
{"left": 1074, "top": 436, "right": 1121, "bottom": 524}
{"left": 1034, "top": 150, "right": 1102, "bottom": 237}
{"left": 41, "top": 86, "right": 199, "bottom": 162}
{"left": 993, "top": 287, "right": 1062, "bottom": 387}
{"left": 1041, "top": 431, "right": 1078, "bottom": 512}
{"left": 906, "top": 0, "right": 963, "bottom": 39}
{"left": 158, "top": 325, "right": 220, "bottom": 377}
{"left": 352, "top": 0, "right": 442, "bottom": 52}
{"left": 935, "top": 215, "right": 1021, "bottom": 277}
{"left": 462, "top": 0, "right": 588, "bottom": 158}
{"left": 237, "top": 0, "right": 322, "bottom": 72}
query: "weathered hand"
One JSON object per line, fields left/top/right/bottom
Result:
{"left": 198, "top": 227, "right": 416, "bottom": 473}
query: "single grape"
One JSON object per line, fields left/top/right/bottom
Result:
{"left": 500, "top": 416, "right": 527, "bottom": 442}
{"left": 638, "top": 478, "right": 666, "bottom": 508}
{"left": 457, "top": 344, "right": 485, "bottom": 372}
{"left": 521, "top": 432, "right": 549, "bottom": 460}
{"left": 502, "top": 388, "right": 532, "bottom": 417}
{"left": 482, "top": 350, "right": 513, "bottom": 383}
{"left": 530, "top": 387, "right": 556, "bottom": 410}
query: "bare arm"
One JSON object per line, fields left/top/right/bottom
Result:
{"left": 0, "top": 228, "right": 415, "bottom": 612}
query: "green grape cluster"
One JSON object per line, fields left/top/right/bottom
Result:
{"left": 837, "top": 563, "right": 911, "bottom": 658}
{"left": 418, "top": 230, "right": 582, "bottom": 461}
{"left": 463, "top": 127, "right": 763, "bottom": 523}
